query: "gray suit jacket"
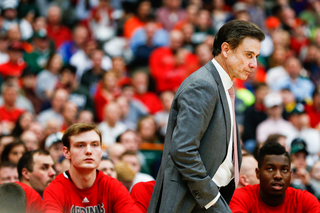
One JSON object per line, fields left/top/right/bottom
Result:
{"left": 147, "top": 61, "right": 242, "bottom": 213}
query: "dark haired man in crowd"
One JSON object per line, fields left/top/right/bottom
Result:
{"left": 229, "top": 142, "right": 320, "bottom": 212}
{"left": 43, "top": 123, "right": 141, "bottom": 212}
{"left": 148, "top": 20, "right": 265, "bottom": 212}
{"left": 17, "top": 149, "right": 56, "bottom": 197}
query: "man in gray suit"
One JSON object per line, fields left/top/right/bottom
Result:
{"left": 147, "top": 20, "right": 265, "bottom": 212}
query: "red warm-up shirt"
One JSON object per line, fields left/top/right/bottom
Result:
{"left": 229, "top": 184, "right": 320, "bottom": 213}
{"left": 43, "top": 170, "right": 142, "bottom": 213}
{"left": 15, "top": 181, "right": 45, "bottom": 213}
{"left": 130, "top": 180, "right": 155, "bottom": 213}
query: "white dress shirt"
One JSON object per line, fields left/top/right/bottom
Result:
{"left": 205, "top": 58, "right": 235, "bottom": 209}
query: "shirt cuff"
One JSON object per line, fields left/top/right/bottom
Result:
{"left": 204, "top": 192, "right": 220, "bottom": 209}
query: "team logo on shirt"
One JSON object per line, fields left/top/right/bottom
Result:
{"left": 70, "top": 204, "right": 105, "bottom": 213}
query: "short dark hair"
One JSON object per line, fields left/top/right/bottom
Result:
{"left": 62, "top": 123, "right": 102, "bottom": 149}
{"left": 257, "top": 142, "right": 290, "bottom": 168}
{"left": 17, "top": 149, "right": 50, "bottom": 181}
{"left": 120, "top": 150, "right": 138, "bottom": 160}
{"left": 212, "top": 20, "right": 265, "bottom": 57}
{"left": 0, "top": 183, "right": 26, "bottom": 213}
{"left": 0, "top": 161, "right": 17, "bottom": 170}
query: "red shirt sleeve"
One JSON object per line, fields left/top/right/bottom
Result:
{"left": 15, "top": 182, "right": 45, "bottom": 213}
{"left": 108, "top": 178, "right": 143, "bottom": 213}
{"left": 300, "top": 190, "right": 320, "bottom": 213}
{"left": 130, "top": 181, "right": 156, "bottom": 213}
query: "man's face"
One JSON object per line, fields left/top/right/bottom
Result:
{"left": 98, "top": 160, "right": 117, "bottom": 179}
{"left": 120, "top": 131, "right": 139, "bottom": 152}
{"left": 28, "top": 154, "right": 56, "bottom": 194}
{"left": 49, "top": 142, "right": 64, "bottom": 163}
{"left": 0, "top": 167, "right": 18, "bottom": 184}
{"left": 121, "top": 155, "right": 140, "bottom": 173}
{"left": 224, "top": 37, "right": 261, "bottom": 81}
{"left": 256, "top": 154, "right": 291, "bottom": 200}
{"left": 64, "top": 130, "right": 102, "bottom": 171}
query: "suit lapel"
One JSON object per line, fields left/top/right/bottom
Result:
{"left": 204, "top": 61, "right": 231, "bottom": 146}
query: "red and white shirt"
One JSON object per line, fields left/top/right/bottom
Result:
{"left": 43, "top": 170, "right": 142, "bottom": 213}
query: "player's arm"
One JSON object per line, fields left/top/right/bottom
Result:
{"left": 170, "top": 80, "right": 220, "bottom": 208}
{"left": 43, "top": 185, "right": 64, "bottom": 213}
{"left": 110, "top": 178, "right": 143, "bottom": 213}
{"left": 229, "top": 188, "right": 251, "bottom": 212}
{"left": 302, "top": 190, "right": 320, "bottom": 213}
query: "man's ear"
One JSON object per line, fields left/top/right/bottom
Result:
{"left": 21, "top": 168, "right": 30, "bottom": 181}
{"left": 62, "top": 146, "right": 71, "bottom": 160}
{"left": 221, "top": 42, "right": 230, "bottom": 58}
{"left": 239, "top": 175, "right": 248, "bottom": 186}
{"left": 256, "top": 168, "right": 260, "bottom": 180}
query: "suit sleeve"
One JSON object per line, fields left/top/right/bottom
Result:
{"left": 170, "top": 80, "right": 220, "bottom": 208}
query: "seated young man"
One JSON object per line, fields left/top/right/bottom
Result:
{"left": 43, "top": 123, "right": 142, "bottom": 212}
{"left": 229, "top": 142, "right": 320, "bottom": 212}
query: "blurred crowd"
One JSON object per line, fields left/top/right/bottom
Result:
{"left": 1, "top": 0, "right": 320, "bottom": 203}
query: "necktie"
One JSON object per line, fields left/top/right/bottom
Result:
{"left": 228, "top": 86, "right": 239, "bottom": 187}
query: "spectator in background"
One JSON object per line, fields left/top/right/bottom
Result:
{"left": 290, "top": 138, "right": 315, "bottom": 194}
{"left": 191, "top": 9, "right": 215, "bottom": 46}
{"left": 242, "top": 83, "right": 269, "bottom": 152}
{"left": 60, "top": 101, "right": 78, "bottom": 132}
{"left": 98, "top": 102, "right": 127, "bottom": 147}
{"left": 137, "top": 115, "right": 159, "bottom": 143}
{"left": 94, "top": 71, "right": 120, "bottom": 122}
{"left": 77, "top": 110, "right": 94, "bottom": 124}
{"left": 18, "top": 149, "right": 56, "bottom": 197}
{"left": 154, "top": 91, "right": 174, "bottom": 139}
{"left": 256, "top": 92, "right": 295, "bottom": 144}
{"left": 20, "top": 67, "right": 43, "bottom": 114}
{"left": 115, "top": 161, "right": 136, "bottom": 191}
{"left": 210, "top": 0, "right": 232, "bottom": 33}
{"left": 23, "top": 29, "right": 54, "bottom": 75}
{"left": 0, "top": 40, "right": 26, "bottom": 78}
{"left": 58, "top": 25, "right": 89, "bottom": 64}
{"left": 28, "top": 121, "right": 45, "bottom": 144}
{"left": 149, "top": 30, "right": 199, "bottom": 92}
{"left": 11, "top": 111, "right": 35, "bottom": 138}
{"left": 195, "top": 43, "right": 213, "bottom": 66}
{"left": 54, "top": 156, "right": 70, "bottom": 175}
{"left": 70, "top": 39, "right": 112, "bottom": 80}
{"left": 0, "top": 134, "right": 15, "bottom": 157}
{"left": 107, "top": 143, "right": 126, "bottom": 164}
{"left": 46, "top": 5, "right": 72, "bottom": 48}
{"left": 112, "top": 56, "right": 131, "bottom": 87}
{"left": 271, "top": 56, "right": 314, "bottom": 103}
{"left": 0, "top": 80, "right": 24, "bottom": 134}
{"left": 266, "top": 46, "right": 288, "bottom": 85}
{"left": 1, "top": 0, "right": 19, "bottom": 32}
{"left": 0, "top": 33, "right": 9, "bottom": 65}
{"left": 123, "top": 0, "right": 152, "bottom": 39}
{"left": 0, "top": 161, "right": 19, "bottom": 183}
{"left": 132, "top": 71, "right": 163, "bottom": 114}
{"left": 287, "top": 105, "right": 320, "bottom": 166}
{"left": 237, "top": 154, "right": 259, "bottom": 188}
{"left": 1, "top": 141, "right": 27, "bottom": 165}
{"left": 80, "top": 49, "right": 107, "bottom": 96}
{"left": 130, "top": 14, "right": 169, "bottom": 69}
{"left": 156, "top": 0, "right": 186, "bottom": 31}
{"left": 35, "top": 53, "right": 63, "bottom": 101}
{"left": 88, "top": 0, "right": 115, "bottom": 42}
{"left": 57, "top": 64, "right": 95, "bottom": 113}
{"left": 98, "top": 156, "right": 117, "bottom": 179}
{"left": 305, "top": 86, "right": 320, "bottom": 128}
{"left": 44, "top": 132, "right": 63, "bottom": 163}
{"left": 310, "top": 161, "right": 320, "bottom": 200}
{"left": 174, "top": 4, "right": 199, "bottom": 31}
{"left": 20, "top": 130, "right": 39, "bottom": 151}
{"left": 0, "top": 182, "right": 26, "bottom": 213}
{"left": 43, "top": 118, "right": 61, "bottom": 141}
{"left": 37, "top": 88, "right": 68, "bottom": 127}
{"left": 120, "top": 151, "right": 154, "bottom": 191}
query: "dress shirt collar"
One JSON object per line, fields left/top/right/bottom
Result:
{"left": 211, "top": 58, "right": 233, "bottom": 91}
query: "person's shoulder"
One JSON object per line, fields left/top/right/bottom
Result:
{"left": 96, "top": 171, "right": 124, "bottom": 189}
{"left": 131, "top": 180, "right": 155, "bottom": 193}
{"left": 46, "top": 173, "right": 70, "bottom": 190}
{"left": 234, "top": 184, "right": 257, "bottom": 195}
{"left": 15, "top": 181, "right": 40, "bottom": 196}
